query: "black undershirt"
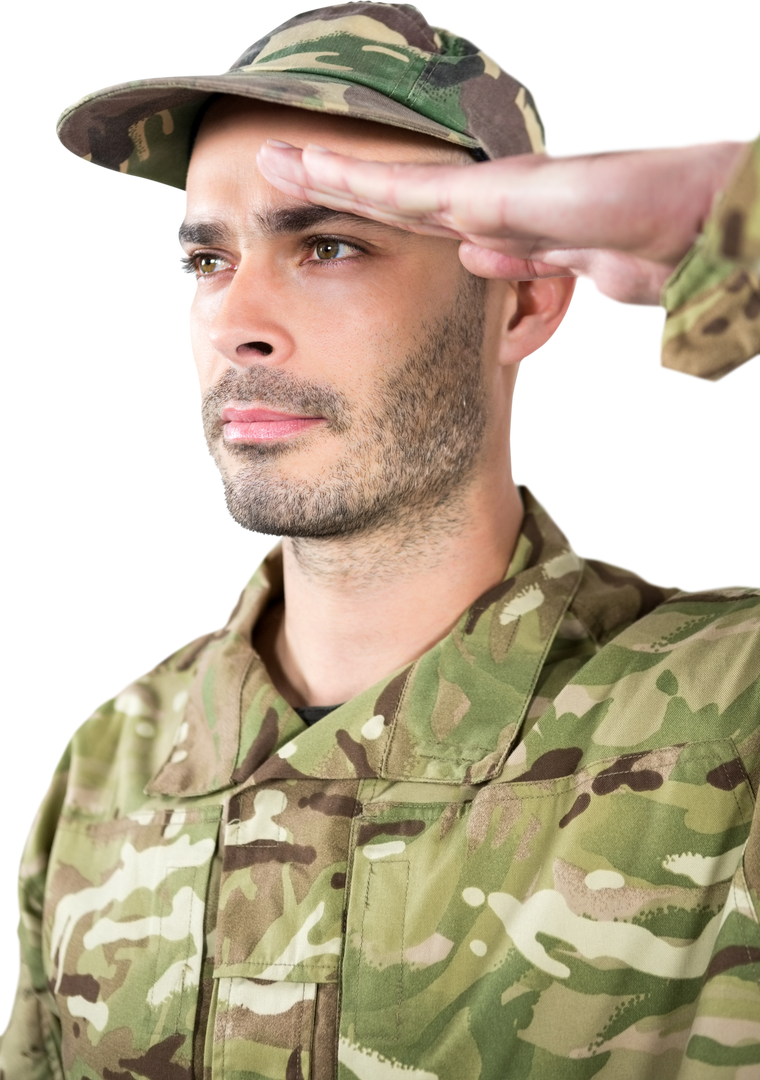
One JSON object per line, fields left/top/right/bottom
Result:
{"left": 294, "top": 704, "right": 342, "bottom": 726}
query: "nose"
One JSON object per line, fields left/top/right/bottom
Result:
{"left": 205, "top": 260, "right": 295, "bottom": 369}
{"left": 232, "top": 339, "right": 274, "bottom": 358}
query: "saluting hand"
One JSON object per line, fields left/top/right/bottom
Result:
{"left": 257, "top": 140, "right": 746, "bottom": 305}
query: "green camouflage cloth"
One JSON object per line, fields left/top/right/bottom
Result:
{"left": 3, "top": 490, "right": 760, "bottom": 1080}
{"left": 56, "top": 3, "right": 545, "bottom": 190}
{"left": 662, "top": 135, "right": 760, "bottom": 380}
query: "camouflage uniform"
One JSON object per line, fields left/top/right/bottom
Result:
{"left": 2, "top": 490, "right": 760, "bottom": 1079}
{"left": 4, "top": 5, "right": 760, "bottom": 1078}
{"left": 662, "top": 136, "right": 760, "bottom": 380}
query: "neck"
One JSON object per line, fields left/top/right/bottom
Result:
{"left": 257, "top": 473, "right": 524, "bottom": 708}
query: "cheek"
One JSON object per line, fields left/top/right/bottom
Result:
{"left": 189, "top": 301, "right": 221, "bottom": 393}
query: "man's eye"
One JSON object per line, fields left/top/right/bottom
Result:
{"left": 181, "top": 241, "right": 361, "bottom": 277}
{"left": 194, "top": 254, "right": 224, "bottom": 276}
{"left": 311, "top": 239, "right": 359, "bottom": 262}
{"left": 177, "top": 251, "right": 229, "bottom": 280}
{"left": 315, "top": 240, "right": 341, "bottom": 260}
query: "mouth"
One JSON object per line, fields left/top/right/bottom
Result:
{"left": 221, "top": 404, "right": 326, "bottom": 443}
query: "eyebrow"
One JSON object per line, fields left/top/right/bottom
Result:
{"left": 178, "top": 205, "right": 398, "bottom": 247}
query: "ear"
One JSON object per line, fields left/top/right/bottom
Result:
{"left": 497, "top": 276, "right": 576, "bottom": 366}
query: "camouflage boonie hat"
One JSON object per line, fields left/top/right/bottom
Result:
{"left": 56, "top": 2, "right": 545, "bottom": 190}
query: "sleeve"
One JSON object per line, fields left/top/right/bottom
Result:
{"left": 660, "top": 136, "right": 760, "bottom": 380}
{"left": 0, "top": 753, "right": 70, "bottom": 1080}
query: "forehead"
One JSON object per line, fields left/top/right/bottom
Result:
{"left": 183, "top": 98, "right": 475, "bottom": 252}
{"left": 188, "top": 97, "right": 472, "bottom": 184}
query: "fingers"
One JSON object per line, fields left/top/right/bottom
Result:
{"left": 258, "top": 142, "right": 468, "bottom": 227}
{"left": 259, "top": 143, "right": 558, "bottom": 241}
{"left": 256, "top": 139, "right": 747, "bottom": 291}
{"left": 458, "top": 242, "right": 576, "bottom": 281}
{"left": 257, "top": 143, "right": 469, "bottom": 239}
{"left": 301, "top": 146, "right": 439, "bottom": 213}
{"left": 256, "top": 142, "right": 329, "bottom": 205}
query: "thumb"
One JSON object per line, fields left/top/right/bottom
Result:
{"left": 458, "top": 242, "right": 574, "bottom": 280}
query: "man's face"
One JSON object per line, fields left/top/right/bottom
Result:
{"left": 184, "top": 100, "right": 497, "bottom": 539}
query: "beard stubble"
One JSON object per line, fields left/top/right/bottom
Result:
{"left": 201, "top": 273, "right": 490, "bottom": 540}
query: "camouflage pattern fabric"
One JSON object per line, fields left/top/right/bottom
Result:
{"left": 3, "top": 490, "right": 760, "bottom": 1079}
{"left": 662, "top": 135, "right": 760, "bottom": 380}
{"left": 56, "top": 3, "right": 545, "bottom": 190}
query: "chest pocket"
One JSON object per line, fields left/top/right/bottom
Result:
{"left": 339, "top": 742, "right": 757, "bottom": 1080}
{"left": 44, "top": 806, "right": 220, "bottom": 1079}
{"left": 211, "top": 777, "right": 359, "bottom": 1080}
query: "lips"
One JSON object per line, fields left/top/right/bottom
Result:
{"left": 221, "top": 405, "right": 325, "bottom": 443}
{"left": 221, "top": 406, "right": 319, "bottom": 421}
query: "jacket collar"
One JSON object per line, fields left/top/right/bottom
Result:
{"left": 148, "top": 490, "right": 582, "bottom": 796}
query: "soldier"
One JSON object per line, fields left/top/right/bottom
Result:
{"left": 2, "top": 3, "right": 759, "bottom": 1078}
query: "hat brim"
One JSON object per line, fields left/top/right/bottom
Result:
{"left": 57, "top": 70, "right": 481, "bottom": 190}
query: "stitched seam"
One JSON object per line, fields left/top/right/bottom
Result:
{"left": 332, "top": 980, "right": 342, "bottom": 1080}
{"left": 358, "top": 746, "right": 745, "bottom": 806}
{"left": 290, "top": 981, "right": 303, "bottom": 1067}
{"left": 355, "top": 863, "right": 374, "bottom": 1035}
{"left": 343, "top": 808, "right": 362, "bottom": 1041}
{"left": 724, "top": 867, "right": 759, "bottom": 983}
{"left": 224, "top": 966, "right": 336, "bottom": 975}
{"left": 222, "top": 977, "right": 233, "bottom": 1078}
{"left": 720, "top": 746, "right": 748, "bottom": 823}
{"left": 736, "top": 861, "right": 760, "bottom": 926}
{"left": 380, "top": 665, "right": 416, "bottom": 775}
{"left": 383, "top": 744, "right": 739, "bottom": 795}
{"left": 56, "top": 807, "right": 223, "bottom": 832}
{"left": 299, "top": 981, "right": 313, "bottom": 1077}
{"left": 405, "top": 56, "right": 439, "bottom": 113}
{"left": 401, "top": 855, "right": 405, "bottom": 1041}
{"left": 397, "top": 862, "right": 410, "bottom": 1043}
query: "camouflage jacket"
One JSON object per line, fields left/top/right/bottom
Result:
{"left": 2, "top": 490, "right": 760, "bottom": 1080}
{"left": 662, "top": 134, "right": 760, "bottom": 380}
